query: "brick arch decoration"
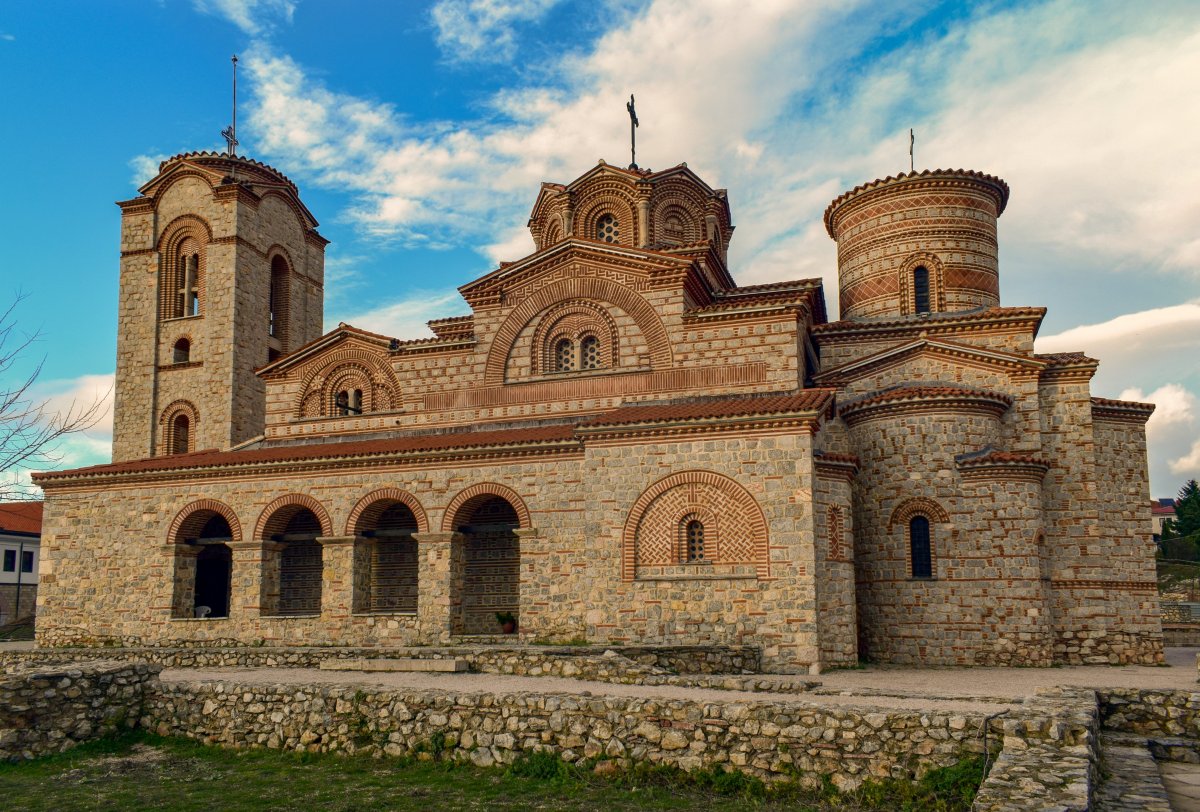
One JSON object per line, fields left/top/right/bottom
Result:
{"left": 168, "top": 499, "right": 243, "bottom": 545}
{"left": 484, "top": 277, "right": 673, "bottom": 385}
{"left": 530, "top": 300, "right": 619, "bottom": 374}
{"left": 441, "top": 483, "right": 531, "bottom": 532}
{"left": 887, "top": 497, "right": 951, "bottom": 529}
{"left": 652, "top": 201, "right": 701, "bottom": 244}
{"left": 575, "top": 184, "right": 639, "bottom": 246}
{"left": 827, "top": 505, "right": 846, "bottom": 562}
{"left": 295, "top": 348, "right": 400, "bottom": 418}
{"left": 346, "top": 488, "right": 429, "bottom": 535}
{"left": 897, "top": 251, "right": 946, "bottom": 316}
{"left": 157, "top": 214, "right": 212, "bottom": 321}
{"left": 159, "top": 399, "right": 199, "bottom": 455}
{"left": 254, "top": 494, "right": 334, "bottom": 541}
{"left": 622, "top": 470, "right": 770, "bottom": 581}
{"left": 150, "top": 169, "right": 218, "bottom": 200}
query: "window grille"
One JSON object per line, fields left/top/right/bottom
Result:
{"left": 597, "top": 214, "right": 619, "bottom": 243}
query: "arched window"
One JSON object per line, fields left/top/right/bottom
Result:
{"left": 171, "top": 414, "right": 190, "bottom": 455}
{"left": 913, "top": 266, "right": 931, "bottom": 314}
{"left": 269, "top": 255, "right": 291, "bottom": 348}
{"left": 179, "top": 251, "right": 200, "bottom": 317}
{"left": 554, "top": 338, "right": 576, "bottom": 372}
{"left": 685, "top": 519, "right": 705, "bottom": 562}
{"left": 664, "top": 213, "right": 684, "bottom": 242}
{"left": 580, "top": 335, "right": 600, "bottom": 370}
{"left": 596, "top": 213, "right": 619, "bottom": 243}
{"left": 909, "top": 515, "right": 932, "bottom": 578}
{"left": 173, "top": 338, "right": 191, "bottom": 364}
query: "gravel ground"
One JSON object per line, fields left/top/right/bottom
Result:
{"left": 159, "top": 666, "right": 1018, "bottom": 715}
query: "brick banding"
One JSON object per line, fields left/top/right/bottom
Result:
{"left": 167, "top": 499, "right": 243, "bottom": 544}
{"left": 346, "top": 488, "right": 429, "bottom": 535}
{"left": 441, "top": 483, "right": 531, "bottom": 532}
{"left": 255, "top": 494, "right": 334, "bottom": 541}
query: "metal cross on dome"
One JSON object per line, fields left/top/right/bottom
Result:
{"left": 627, "top": 94, "right": 639, "bottom": 169}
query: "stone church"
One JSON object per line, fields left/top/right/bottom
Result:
{"left": 32, "top": 149, "right": 1163, "bottom": 672}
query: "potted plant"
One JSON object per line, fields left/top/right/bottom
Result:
{"left": 495, "top": 611, "right": 517, "bottom": 634}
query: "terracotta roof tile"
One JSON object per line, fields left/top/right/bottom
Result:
{"left": 823, "top": 169, "right": 1010, "bottom": 236}
{"left": 1091, "top": 396, "right": 1155, "bottom": 412}
{"left": 0, "top": 502, "right": 43, "bottom": 535}
{"left": 580, "top": 391, "right": 836, "bottom": 428}
{"left": 1034, "top": 352, "right": 1096, "bottom": 365}
{"left": 956, "top": 449, "right": 1049, "bottom": 468}
{"left": 813, "top": 306, "right": 1046, "bottom": 334}
{"left": 842, "top": 386, "right": 1013, "bottom": 413}
{"left": 1151, "top": 501, "right": 1176, "bottom": 516}
{"left": 34, "top": 425, "right": 578, "bottom": 482}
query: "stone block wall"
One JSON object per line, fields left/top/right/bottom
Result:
{"left": 36, "top": 431, "right": 823, "bottom": 672}
{"left": 0, "top": 661, "right": 161, "bottom": 761}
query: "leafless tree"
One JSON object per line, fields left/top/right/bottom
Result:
{"left": 1, "top": 296, "right": 109, "bottom": 500}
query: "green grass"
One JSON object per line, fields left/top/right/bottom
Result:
{"left": 0, "top": 617, "right": 34, "bottom": 641}
{"left": 0, "top": 731, "right": 986, "bottom": 812}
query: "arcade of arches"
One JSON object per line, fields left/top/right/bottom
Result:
{"left": 168, "top": 490, "right": 528, "bottom": 639}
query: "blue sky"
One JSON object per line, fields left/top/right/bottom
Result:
{"left": 1, "top": 0, "right": 1198, "bottom": 495}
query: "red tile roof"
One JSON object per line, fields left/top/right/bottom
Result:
{"left": 842, "top": 386, "right": 1012, "bottom": 413}
{"left": 579, "top": 391, "right": 836, "bottom": 428}
{"left": 0, "top": 502, "right": 43, "bottom": 535}
{"left": 1091, "top": 396, "right": 1155, "bottom": 412}
{"left": 1152, "top": 501, "right": 1176, "bottom": 516}
{"left": 823, "top": 169, "right": 1010, "bottom": 236}
{"left": 1034, "top": 352, "right": 1096, "bottom": 365}
{"left": 35, "top": 425, "right": 578, "bottom": 482}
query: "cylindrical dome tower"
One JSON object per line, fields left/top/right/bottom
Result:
{"left": 823, "top": 170, "right": 1009, "bottom": 321}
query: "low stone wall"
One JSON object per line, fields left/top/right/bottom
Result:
{"left": 1162, "top": 624, "right": 1200, "bottom": 647}
{"left": 1, "top": 644, "right": 758, "bottom": 681}
{"left": 1099, "top": 688, "right": 1200, "bottom": 738}
{"left": 143, "top": 677, "right": 1004, "bottom": 788}
{"left": 971, "top": 688, "right": 1099, "bottom": 812}
{"left": 0, "top": 661, "right": 161, "bottom": 761}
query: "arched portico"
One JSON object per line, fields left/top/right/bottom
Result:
{"left": 443, "top": 486, "right": 527, "bottom": 635}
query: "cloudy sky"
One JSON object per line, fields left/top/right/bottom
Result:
{"left": 0, "top": 0, "right": 1197, "bottom": 496}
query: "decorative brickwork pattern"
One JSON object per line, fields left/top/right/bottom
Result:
{"left": 255, "top": 494, "right": 334, "bottom": 541}
{"left": 622, "top": 470, "right": 769, "bottom": 580}
{"left": 168, "top": 499, "right": 243, "bottom": 543}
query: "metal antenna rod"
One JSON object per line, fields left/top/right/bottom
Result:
{"left": 909, "top": 128, "right": 915, "bottom": 173}
{"left": 222, "top": 55, "right": 239, "bottom": 156}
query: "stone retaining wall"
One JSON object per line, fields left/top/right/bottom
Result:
{"left": 142, "top": 677, "right": 1006, "bottom": 789}
{"left": 1099, "top": 688, "right": 1200, "bottom": 738}
{"left": 1, "top": 644, "right": 757, "bottom": 676}
{"left": 1162, "top": 624, "right": 1200, "bottom": 647}
{"left": 0, "top": 661, "right": 161, "bottom": 761}
{"left": 970, "top": 688, "right": 1099, "bottom": 812}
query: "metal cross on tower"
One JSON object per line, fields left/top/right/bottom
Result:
{"left": 627, "top": 94, "right": 639, "bottom": 169}
{"left": 221, "top": 55, "right": 239, "bottom": 156}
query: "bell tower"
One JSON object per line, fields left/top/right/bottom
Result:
{"left": 111, "top": 152, "right": 327, "bottom": 462}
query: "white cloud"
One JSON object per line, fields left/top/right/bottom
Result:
{"left": 129, "top": 153, "right": 170, "bottom": 188}
{"left": 0, "top": 33, "right": 15, "bottom": 42}
{"left": 1172, "top": 441, "right": 1200, "bottom": 478}
{"left": 331, "top": 290, "right": 466, "bottom": 340}
{"left": 192, "top": 0, "right": 295, "bottom": 35}
{"left": 1040, "top": 304, "right": 1200, "bottom": 495}
{"left": 431, "top": 0, "right": 563, "bottom": 62}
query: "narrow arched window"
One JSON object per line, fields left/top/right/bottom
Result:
{"left": 269, "top": 255, "right": 290, "bottom": 347}
{"left": 909, "top": 515, "right": 932, "bottom": 578}
{"left": 685, "top": 520, "right": 705, "bottom": 562}
{"left": 172, "top": 414, "right": 190, "bottom": 455}
{"left": 555, "top": 338, "right": 575, "bottom": 372}
{"left": 596, "top": 214, "right": 619, "bottom": 243}
{"left": 173, "top": 338, "right": 191, "bottom": 364}
{"left": 336, "top": 390, "right": 350, "bottom": 416}
{"left": 581, "top": 335, "right": 600, "bottom": 370}
{"left": 351, "top": 389, "right": 363, "bottom": 414}
{"left": 913, "top": 266, "right": 931, "bottom": 314}
{"left": 181, "top": 253, "right": 200, "bottom": 316}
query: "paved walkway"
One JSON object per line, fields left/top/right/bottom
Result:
{"left": 1159, "top": 761, "right": 1200, "bottom": 811}
{"left": 813, "top": 647, "right": 1200, "bottom": 699}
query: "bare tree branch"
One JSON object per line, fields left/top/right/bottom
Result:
{"left": 0, "top": 295, "right": 110, "bottom": 500}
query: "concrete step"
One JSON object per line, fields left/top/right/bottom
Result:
{"left": 1094, "top": 735, "right": 1172, "bottom": 811}
{"left": 319, "top": 658, "right": 469, "bottom": 673}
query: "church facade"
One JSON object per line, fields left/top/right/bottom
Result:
{"left": 32, "top": 151, "right": 1163, "bottom": 672}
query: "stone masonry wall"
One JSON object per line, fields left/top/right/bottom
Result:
{"left": 142, "top": 677, "right": 995, "bottom": 789}
{"left": 0, "top": 661, "right": 161, "bottom": 761}
{"left": 37, "top": 430, "right": 822, "bottom": 672}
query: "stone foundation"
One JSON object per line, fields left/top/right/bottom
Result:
{"left": 0, "top": 661, "right": 161, "bottom": 761}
